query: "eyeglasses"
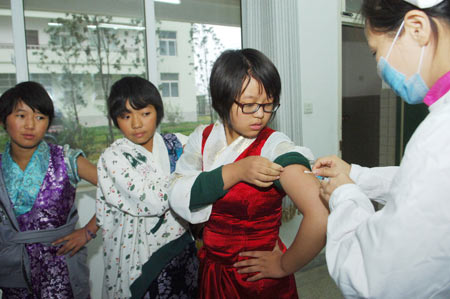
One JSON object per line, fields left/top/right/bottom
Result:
{"left": 234, "top": 101, "right": 280, "bottom": 114}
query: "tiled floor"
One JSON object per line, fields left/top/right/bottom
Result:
{"left": 295, "top": 254, "right": 343, "bottom": 299}
{"left": 280, "top": 214, "right": 344, "bottom": 298}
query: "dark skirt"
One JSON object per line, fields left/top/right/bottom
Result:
{"left": 143, "top": 242, "right": 199, "bottom": 299}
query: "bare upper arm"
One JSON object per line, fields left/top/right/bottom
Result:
{"left": 279, "top": 164, "right": 328, "bottom": 215}
{"left": 77, "top": 156, "right": 97, "bottom": 186}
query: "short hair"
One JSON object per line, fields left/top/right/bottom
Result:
{"left": 362, "top": 0, "right": 450, "bottom": 39}
{"left": 0, "top": 81, "right": 54, "bottom": 127}
{"left": 209, "top": 48, "right": 281, "bottom": 127}
{"left": 108, "top": 76, "right": 164, "bottom": 128}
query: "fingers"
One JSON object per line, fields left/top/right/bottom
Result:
{"left": 313, "top": 167, "right": 338, "bottom": 178}
{"left": 318, "top": 182, "right": 330, "bottom": 204}
{"left": 52, "top": 237, "right": 66, "bottom": 246}
{"left": 56, "top": 242, "right": 73, "bottom": 256}
{"left": 312, "top": 156, "right": 335, "bottom": 170}
{"left": 237, "top": 265, "right": 261, "bottom": 275}
{"left": 272, "top": 241, "right": 281, "bottom": 252}
{"left": 69, "top": 245, "right": 82, "bottom": 257}
{"left": 253, "top": 180, "right": 274, "bottom": 188}
{"left": 246, "top": 273, "right": 264, "bottom": 282}
{"left": 238, "top": 251, "right": 264, "bottom": 258}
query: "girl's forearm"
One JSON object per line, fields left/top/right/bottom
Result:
{"left": 280, "top": 214, "right": 327, "bottom": 274}
{"left": 84, "top": 215, "right": 99, "bottom": 235}
{"left": 278, "top": 164, "right": 328, "bottom": 274}
{"left": 222, "top": 163, "right": 241, "bottom": 190}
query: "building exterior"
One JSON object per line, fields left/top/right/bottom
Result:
{"left": 0, "top": 10, "right": 198, "bottom": 126}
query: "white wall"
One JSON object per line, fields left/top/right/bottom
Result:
{"left": 157, "top": 20, "right": 198, "bottom": 122}
{"left": 74, "top": 184, "right": 104, "bottom": 299}
{"left": 298, "top": 1, "right": 341, "bottom": 159}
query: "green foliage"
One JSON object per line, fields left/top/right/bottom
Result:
{"left": 190, "top": 24, "right": 225, "bottom": 123}
{"left": 0, "top": 118, "right": 210, "bottom": 163}
{"left": 34, "top": 13, "right": 146, "bottom": 143}
{"left": 164, "top": 102, "right": 183, "bottom": 124}
{"left": 160, "top": 116, "right": 211, "bottom": 136}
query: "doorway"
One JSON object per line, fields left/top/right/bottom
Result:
{"left": 341, "top": 25, "right": 382, "bottom": 167}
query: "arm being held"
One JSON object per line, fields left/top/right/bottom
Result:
{"left": 235, "top": 164, "right": 328, "bottom": 280}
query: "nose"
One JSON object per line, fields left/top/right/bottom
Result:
{"left": 131, "top": 115, "right": 142, "bottom": 129}
{"left": 24, "top": 116, "right": 35, "bottom": 129}
{"left": 253, "top": 105, "right": 264, "bottom": 118}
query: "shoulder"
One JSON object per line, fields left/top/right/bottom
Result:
{"left": 187, "top": 124, "right": 211, "bottom": 144}
{"left": 262, "top": 130, "right": 315, "bottom": 162}
{"left": 267, "top": 130, "right": 292, "bottom": 142}
{"left": 173, "top": 133, "right": 189, "bottom": 145}
{"left": 47, "top": 142, "right": 64, "bottom": 156}
{"left": 195, "top": 124, "right": 211, "bottom": 135}
{"left": 99, "top": 138, "right": 132, "bottom": 163}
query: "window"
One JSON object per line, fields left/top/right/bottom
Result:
{"left": 50, "top": 31, "right": 78, "bottom": 47}
{"left": 159, "top": 31, "right": 177, "bottom": 56}
{"left": 0, "top": 74, "right": 16, "bottom": 95}
{"left": 160, "top": 73, "right": 179, "bottom": 97}
{"left": 26, "top": 29, "right": 39, "bottom": 45}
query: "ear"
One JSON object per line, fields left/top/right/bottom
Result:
{"left": 403, "top": 10, "right": 433, "bottom": 47}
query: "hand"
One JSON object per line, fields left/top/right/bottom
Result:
{"left": 52, "top": 228, "right": 89, "bottom": 257}
{"left": 233, "top": 242, "right": 287, "bottom": 281}
{"left": 317, "top": 167, "right": 354, "bottom": 204}
{"left": 312, "top": 155, "right": 351, "bottom": 177}
{"left": 235, "top": 156, "right": 283, "bottom": 188}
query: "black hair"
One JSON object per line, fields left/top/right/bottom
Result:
{"left": 361, "top": 0, "right": 450, "bottom": 37}
{"left": 108, "top": 76, "right": 164, "bottom": 128}
{"left": 0, "top": 81, "right": 54, "bottom": 127}
{"left": 209, "top": 48, "right": 281, "bottom": 127}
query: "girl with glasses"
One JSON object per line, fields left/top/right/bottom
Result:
{"left": 169, "top": 48, "right": 328, "bottom": 298}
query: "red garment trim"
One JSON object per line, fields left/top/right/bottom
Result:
{"left": 201, "top": 124, "right": 214, "bottom": 171}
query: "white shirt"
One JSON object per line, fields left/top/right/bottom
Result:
{"left": 326, "top": 91, "right": 450, "bottom": 298}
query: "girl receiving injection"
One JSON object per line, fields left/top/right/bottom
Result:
{"left": 169, "top": 49, "right": 329, "bottom": 298}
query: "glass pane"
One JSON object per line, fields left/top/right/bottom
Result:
{"left": 23, "top": 0, "right": 147, "bottom": 163}
{"left": 161, "top": 82, "right": 170, "bottom": 97}
{"left": 345, "top": 0, "right": 362, "bottom": 13}
{"left": 0, "top": 1, "right": 16, "bottom": 151}
{"left": 159, "top": 30, "right": 176, "bottom": 39}
{"left": 170, "top": 82, "right": 178, "bottom": 97}
{"left": 155, "top": 0, "right": 241, "bottom": 135}
{"left": 159, "top": 40, "right": 167, "bottom": 55}
{"left": 161, "top": 72, "right": 178, "bottom": 80}
{"left": 0, "top": 1, "right": 17, "bottom": 95}
{"left": 168, "top": 40, "right": 176, "bottom": 56}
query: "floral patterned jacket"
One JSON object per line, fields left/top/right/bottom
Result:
{"left": 96, "top": 133, "right": 188, "bottom": 298}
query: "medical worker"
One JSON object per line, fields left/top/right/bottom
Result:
{"left": 313, "top": 0, "right": 450, "bottom": 298}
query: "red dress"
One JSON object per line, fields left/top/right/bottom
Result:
{"left": 198, "top": 125, "right": 298, "bottom": 299}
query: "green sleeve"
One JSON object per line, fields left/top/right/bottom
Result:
{"left": 189, "top": 166, "right": 228, "bottom": 210}
{"left": 273, "top": 152, "right": 311, "bottom": 191}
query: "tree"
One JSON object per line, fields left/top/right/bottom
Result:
{"left": 35, "top": 13, "right": 146, "bottom": 144}
{"left": 81, "top": 14, "right": 146, "bottom": 143}
{"left": 190, "top": 24, "right": 224, "bottom": 123}
{"left": 34, "top": 16, "right": 90, "bottom": 127}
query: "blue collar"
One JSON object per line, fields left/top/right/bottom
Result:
{"left": 2, "top": 141, "right": 50, "bottom": 216}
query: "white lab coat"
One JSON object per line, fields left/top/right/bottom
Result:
{"left": 327, "top": 90, "right": 450, "bottom": 298}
